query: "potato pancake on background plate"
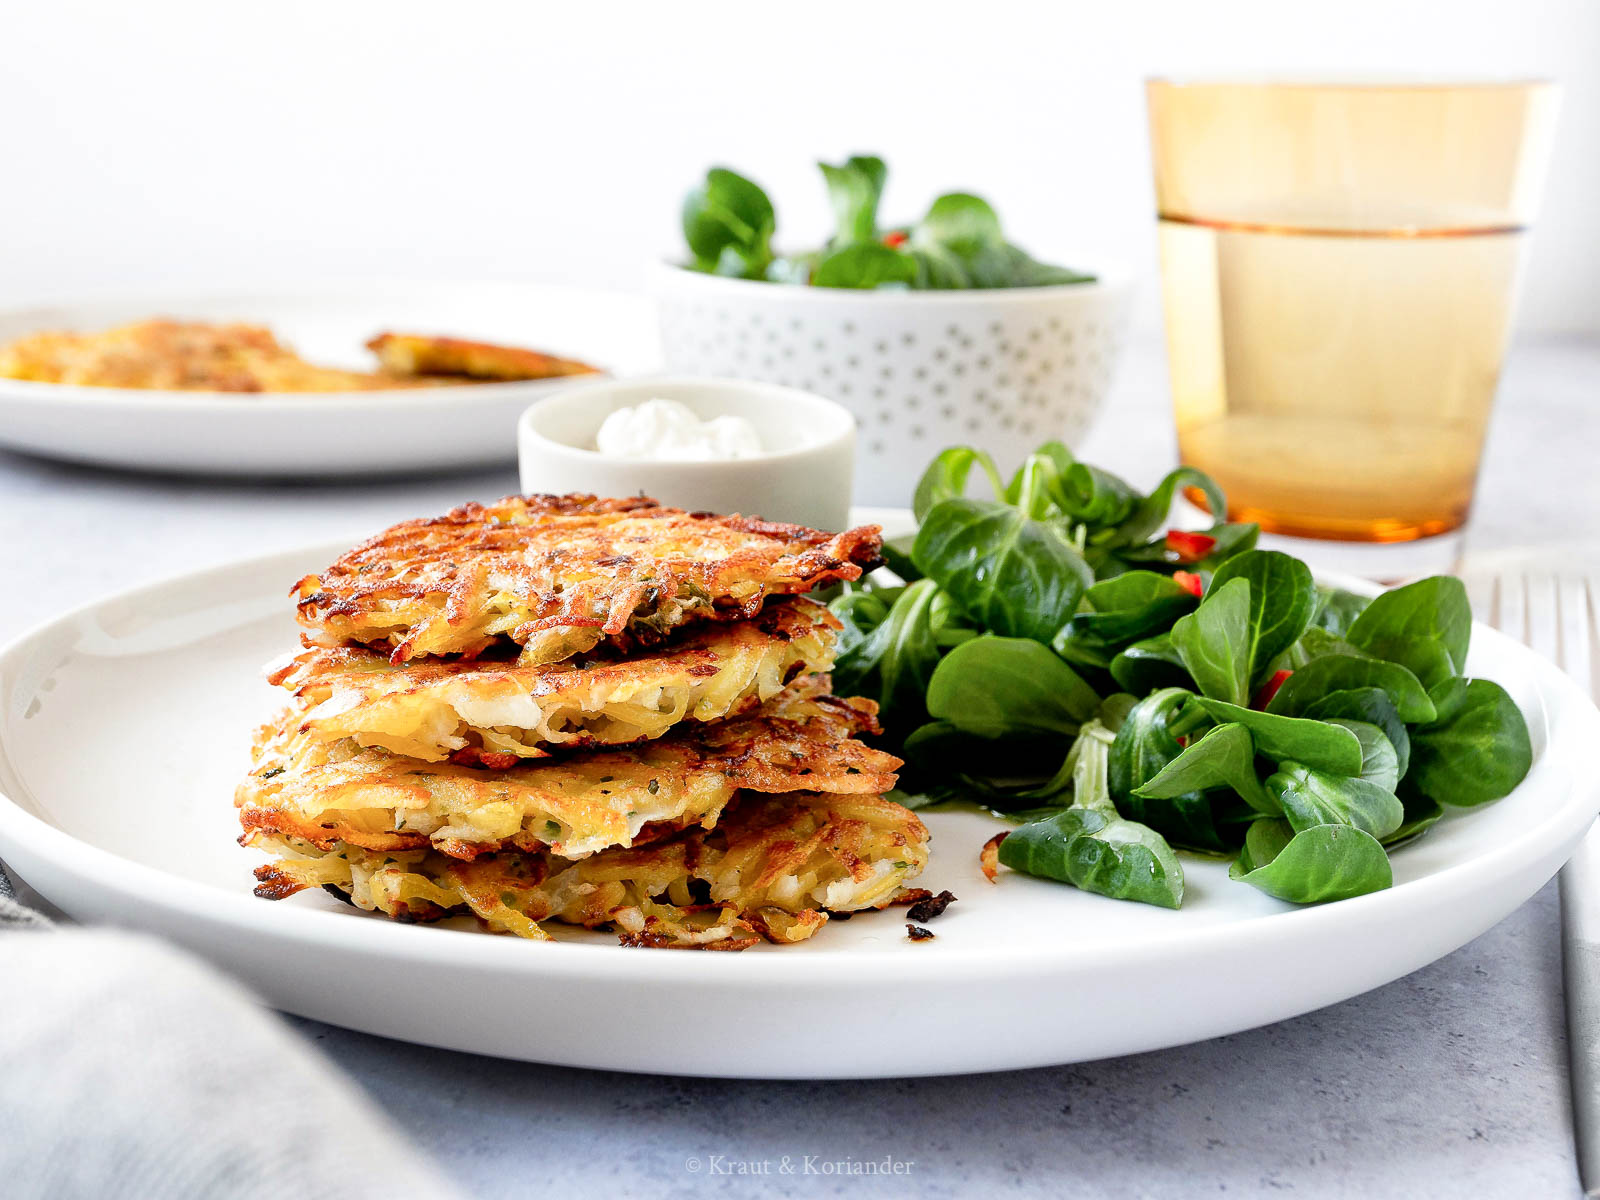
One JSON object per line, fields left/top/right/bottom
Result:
{"left": 366, "top": 332, "right": 600, "bottom": 381}
{"left": 0, "top": 318, "right": 601, "bottom": 393}
{"left": 0, "top": 318, "right": 409, "bottom": 393}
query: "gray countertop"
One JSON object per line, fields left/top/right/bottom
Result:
{"left": 2, "top": 337, "right": 1594, "bottom": 1198}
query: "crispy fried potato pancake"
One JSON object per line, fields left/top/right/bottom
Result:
{"left": 237, "top": 677, "right": 901, "bottom": 860}
{"left": 271, "top": 598, "right": 838, "bottom": 761}
{"left": 248, "top": 790, "right": 929, "bottom": 948}
{"left": 0, "top": 319, "right": 429, "bottom": 393}
{"left": 293, "top": 494, "right": 882, "bottom": 665}
{"left": 367, "top": 332, "right": 600, "bottom": 381}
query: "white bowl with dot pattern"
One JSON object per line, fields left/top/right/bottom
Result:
{"left": 654, "top": 263, "right": 1134, "bottom": 506}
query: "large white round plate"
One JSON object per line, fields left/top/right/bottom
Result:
{"left": 0, "top": 282, "right": 660, "bottom": 476}
{"left": 1, "top": 513, "right": 1597, "bottom": 1079}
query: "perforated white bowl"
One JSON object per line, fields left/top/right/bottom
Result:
{"left": 654, "top": 263, "right": 1134, "bottom": 506}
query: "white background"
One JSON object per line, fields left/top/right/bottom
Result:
{"left": 4, "top": 0, "right": 1595, "bottom": 337}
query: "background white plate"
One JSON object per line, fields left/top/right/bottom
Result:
{"left": 1, "top": 517, "right": 1597, "bottom": 1079}
{"left": 0, "top": 282, "right": 660, "bottom": 476}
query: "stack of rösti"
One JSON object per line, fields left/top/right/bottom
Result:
{"left": 236, "top": 494, "right": 929, "bottom": 949}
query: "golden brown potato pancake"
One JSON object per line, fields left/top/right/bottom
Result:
{"left": 237, "top": 677, "right": 901, "bottom": 861}
{"left": 271, "top": 598, "right": 838, "bottom": 762}
{"left": 367, "top": 332, "right": 600, "bottom": 381}
{"left": 0, "top": 319, "right": 421, "bottom": 393}
{"left": 249, "top": 790, "right": 930, "bottom": 947}
{"left": 292, "top": 494, "right": 882, "bottom": 665}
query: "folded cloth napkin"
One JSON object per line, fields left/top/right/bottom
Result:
{"left": 0, "top": 863, "right": 465, "bottom": 1200}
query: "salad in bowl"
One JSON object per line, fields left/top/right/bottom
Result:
{"left": 657, "top": 155, "right": 1130, "bottom": 505}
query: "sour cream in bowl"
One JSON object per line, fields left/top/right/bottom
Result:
{"left": 594, "top": 398, "right": 764, "bottom": 462}
{"left": 517, "top": 376, "right": 856, "bottom": 531}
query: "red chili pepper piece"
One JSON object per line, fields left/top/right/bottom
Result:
{"left": 882, "top": 230, "right": 909, "bottom": 248}
{"left": 1252, "top": 669, "right": 1293, "bottom": 710}
{"left": 1173, "top": 570, "right": 1204, "bottom": 599}
{"left": 1166, "top": 529, "right": 1217, "bottom": 564}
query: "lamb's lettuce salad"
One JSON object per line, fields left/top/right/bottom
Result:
{"left": 681, "top": 155, "right": 1094, "bottom": 290}
{"left": 831, "top": 440, "right": 1533, "bottom": 910}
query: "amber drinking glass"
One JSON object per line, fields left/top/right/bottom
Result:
{"left": 1147, "top": 80, "right": 1557, "bottom": 543}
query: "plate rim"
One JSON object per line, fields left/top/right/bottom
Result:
{"left": 0, "top": 371, "right": 594, "bottom": 412}
{"left": 1, "top": 528, "right": 1597, "bottom": 990}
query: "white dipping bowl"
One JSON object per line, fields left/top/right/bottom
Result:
{"left": 517, "top": 375, "right": 856, "bottom": 531}
{"left": 654, "top": 261, "right": 1134, "bottom": 506}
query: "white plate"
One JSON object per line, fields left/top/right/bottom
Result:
{"left": 1, "top": 512, "right": 1597, "bottom": 1079}
{"left": 0, "top": 282, "right": 660, "bottom": 476}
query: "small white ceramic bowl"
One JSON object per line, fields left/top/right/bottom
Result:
{"left": 653, "top": 262, "right": 1134, "bottom": 506}
{"left": 517, "top": 375, "right": 856, "bottom": 531}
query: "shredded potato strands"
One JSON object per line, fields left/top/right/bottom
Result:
{"left": 238, "top": 676, "right": 901, "bottom": 861}
{"left": 292, "top": 494, "right": 881, "bottom": 663}
{"left": 250, "top": 792, "right": 929, "bottom": 948}
{"left": 275, "top": 599, "right": 838, "bottom": 762}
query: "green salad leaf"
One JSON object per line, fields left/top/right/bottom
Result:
{"left": 998, "top": 807, "right": 1185, "bottom": 909}
{"left": 1117, "top": 467, "right": 1229, "bottom": 547}
{"left": 1058, "top": 463, "right": 1143, "bottom": 528}
{"left": 996, "top": 245, "right": 1096, "bottom": 287}
{"left": 925, "top": 636, "right": 1099, "bottom": 739}
{"left": 1171, "top": 576, "right": 1252, "bottom": 706}
{"left": 1309, "top": 586, "right": 1372, "bottom": 636}
{"left": 1230, "top": 820, "right": 1392, "bottom": 904}
{"left": 911, "top": 445, "right": 1008, "bottom": 523}
{"left": 1135, "top": 722, "right": 1277, "bottom": 816}
{"left": 1299, "top": 688, "right": 1412, "bottom": 780}
{"left": 829, "top": 579, "right": 942, "bottom": 735}
{"left": 1268, "top": 761, "right": 1404, "bottom": 841}
{"left": 1190, "top": 699, "right": 1365, "bottom": 776}
{"left": 912, "top": 192, "right": 1004, "bottom": 257}
{"left": 1109, "top": 633, "right": 1192, "bottom": 694}
{"left": 1346, "top": 576, "right": 1472, "bottom": 688}
{"left": 681, "top": 167, "right": 775, "bottom": 279}
{"left": 998, "top": 717, "right": 1184, "bottom": 908}
{"left": 819, "top": 155, "right": 887, "bottom": 246}
{"left": 1408, "top": 677, "right": 1534, "bottom": 806}
{"left": 1385, "top": 783, "right": 1446, "bottom": 847}
{"left": 1330, "top": 719, "right": 1401, "bottom": 792}
{"left": 1053, "top": 571, "right": 1198, "bottom": 669}
{"left": 912, "top": 499, "right": 1092, "bottom": 645}
{"left": 1108, "top": 688, "right": 1194, "bottom": 803}
{"left": 812, "top": 243, "right": 918, "bottom": 289}
{"left": 1205, "top": 550, "right": 1317, "bottom": 685}
{"left": 1106, "top": 688, "right": 1246, "bottom": 852}
{"left": 1266, "top": 654, "right": 1436, "bottom": 724}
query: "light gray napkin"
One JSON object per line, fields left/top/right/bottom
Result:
{"left": 0, "top": 864, "right": 466, "bottom": 1200}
